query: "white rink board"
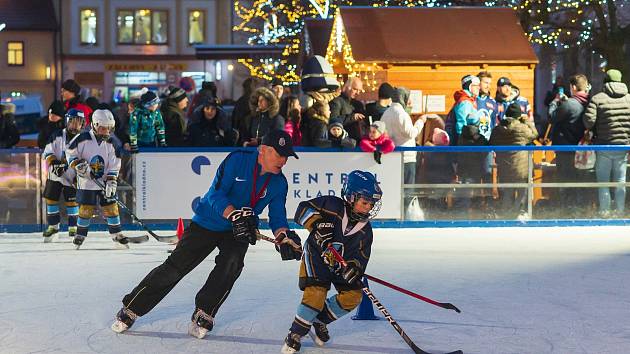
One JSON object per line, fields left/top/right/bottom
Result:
{"left": 135, "top": 151, "right": 402, "bottom": 219}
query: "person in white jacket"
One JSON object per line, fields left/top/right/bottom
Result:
{"left": 381, "top": 87, "right": 424, "bottom": 184}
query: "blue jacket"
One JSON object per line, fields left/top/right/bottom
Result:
{"left": 192, "top": 150, "right": 289, "bottom": 233}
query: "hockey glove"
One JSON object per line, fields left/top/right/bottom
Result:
{"left": 275, "top": 230, "right": 302, "bottom": 261}
{"left": 313, "top": 220, "right": 335, "bottom": 250}
{"left": 74, "top": 160, "right": 91, "bottom": 178}
{"left": 105, "top": 179, "right": 117, "bottom": 199}
{"left": 341, "top": 262, "right": 363, "bottom": 284}
{"left": 228, "top": 207, "right": 258, "bottom": 245}
{"left": 49, "top": 159, "right": 67, "bottom": 177}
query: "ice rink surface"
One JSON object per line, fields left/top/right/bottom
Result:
{"left": 2, "top": 226, "right": 630, "bottom": 354}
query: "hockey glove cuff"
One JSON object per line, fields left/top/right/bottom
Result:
{"left": 341, "top": 261, "right": 363, "bottom": 285}
{"left": 275, "top": 230, "right": 302, "bottom": 261}
{"left": 74, "top": 160, "right": 91, "bottom": 178}
{"left": 228, "top": 207, "right": 258, "bottom": 245}
{"left": 105, "top": 179, "right": 118, "bottom": 199}
{"left": 50, "top": 159, "right": 68, "bottom": 177}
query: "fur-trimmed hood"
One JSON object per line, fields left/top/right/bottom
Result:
{"left": 249, "top": 87, "right": 280, "bottom": 117}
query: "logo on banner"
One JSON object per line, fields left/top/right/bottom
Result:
{"left": 191, "top": 156, "right": 211, "bottom": 175}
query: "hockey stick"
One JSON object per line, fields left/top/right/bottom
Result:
{"left": 92, "top": 178, "right": 178, "bottom": 244}
{"left": 362, "top": 274, "right": 461, "bottom": 313}
{"left": 258, "top": 233, "right": 460, "bottom": 313}
{"left": 327, "top": 246, "right": 463, "bottom": 354}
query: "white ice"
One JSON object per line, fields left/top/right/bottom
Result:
{"left": 2, "top": 227, "right": 630, "bottom": 354}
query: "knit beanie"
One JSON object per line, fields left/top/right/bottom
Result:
{"left": 461, "top": 75, "right": 480, "bottom": 90}
{"left": 505, "top": 102, "right": 522, "bottom": 119}
{"left": 61, "top": 79, "right": 81, "bottom": 96}
{"left": 371, "top": 121, "right": 387, "bottom": 135}
{"left": 377, "top": 83, "right": 395, "bottom": 99}
{"left": 605, "top": 69, "right": 623, "bottom": 83}
{"left": 168, "top": 87, "right": 188, "bottom": 103}
{"left": 392, "top": 87, "right": 410, "bottom": 105}
{"left": 328, "top": 117, "right": 344, "bottom": 130}
{"left": 432, "top": 128, "right": 450, "bottom": 146}
{"left": 48, "top": 100, "right": 65, "bottom": 117}
{"left": 140, "top": 91, "right": 160, "bottom": 108}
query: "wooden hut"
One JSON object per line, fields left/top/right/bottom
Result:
{"left": 326, "top": 7, "right": 539, "bottom": 114}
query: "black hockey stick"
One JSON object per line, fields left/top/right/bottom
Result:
{"left": 327, "top": 246, "right": 463, "bottom": 354}
{"left": 92, "top": 178, "right": 178, "bottom": 244}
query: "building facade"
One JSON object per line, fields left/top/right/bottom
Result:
{"left": 59, "top": 0, "right": 234, "bottom": 103}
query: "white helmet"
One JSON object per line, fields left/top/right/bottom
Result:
{"left": 91, "top": 109, "right": 115, "bottom": 139}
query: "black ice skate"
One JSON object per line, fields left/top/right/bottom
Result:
{"left": 111, "top": 307, "right": 138, "bottom": 333}
{"left": 280, "top": 331, "right": 302, "bottom": 354}
{"left": 111, "top": 233, "right": 130, "bottom": 249}
{"left": 309, "top": 321, "right": 330, "bottom": 346}
{"left": 188, "top": 308, "right": 214, "bottom": 339}
{"left": 73, "top": 235, "right": 85, "bottom": 249}
{"left": 42, "top": 226, "right": 59, "bottom": 243}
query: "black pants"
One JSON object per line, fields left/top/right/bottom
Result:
{"left": 122, "top": 222, "right": 248, "bottom": 318}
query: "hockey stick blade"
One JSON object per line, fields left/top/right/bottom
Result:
{"left": 92, "top": 178, "right": 178, "bottom": 244}
{"left": 125, "top": 235, "right": 150, "bottom": 244}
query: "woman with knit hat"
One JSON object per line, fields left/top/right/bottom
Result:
{"left": 161, "top": 86, "right": 189, "bottom": 147}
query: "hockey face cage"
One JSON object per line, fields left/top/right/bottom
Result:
{"left": 343, "top": 192, "right": 382, "bottom": 222}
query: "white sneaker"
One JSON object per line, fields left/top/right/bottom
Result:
{"left": 188, "top": 321, "right": 209, "bottom": 339}
{"left": 111, "top": 320, "right": 129, "bottom": 333}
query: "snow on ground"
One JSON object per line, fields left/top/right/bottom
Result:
{"left": 2, "top": 227, "right": 630, "bottom": 354}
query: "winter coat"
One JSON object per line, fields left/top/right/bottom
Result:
{"left": 583, "top": 82, "right": 630, "bottom": 145}
{"left": 548, "top": 92, "right": 589, "bottom": 145}
{"left": 489, "top": 117, "right": 538, "bottom": 182}
{"left": 328, "top": 129, "right": 356, "bottom": 149}
{"left": 359, "top": 133, "right": 395, "bottom": 153}
{"left": 284, "top": 120, "right": 302, "bottom": 146}
{"left": 445, "top": 89, "right": 477, "bottom": 143}
{"left": 63, "top": 96, "right": 93, "bottom": 126}
{"left": 381, "top": 102, "right": 420, "bottom": 163}
{"left": 457, "top": 124, "right": 489, "bottom": 180}
{"left": 243, "top": 88, "right": 284, "bottom": 145}
{"left": 365, "top": 101, "right": 389, "bottom": 122}
{"left": 129, "top": 107, "right": 166, "bottom": 147}
{"left": 301, "top": 113, "right": 330, "bottom": 148}
{"left": 496, "top": 87, "right": 533, "bottom": 122}
{"left": 0, "top": 106, "right": 20, "bottom": 148}
{"left": 161, "top": 99, "right": 188, "bottom": 147}
{"left": 37, "top": 116, "right": 64, "bottom": 149}
{"left": 188, "top": 107, "right": 236, "bottom": 147}
{"left": 329, "top": 92, "right": 366, "bottom": 141}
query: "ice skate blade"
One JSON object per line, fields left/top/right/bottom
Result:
{"left": 308, "top": 329, "right": 325, "bottom": 347}
{"left": 188, "top": 322, "right": 208, "bottom": 339}
{"left": 280, "top": 343, "right": 299, "bottom": 354}
{"left": 111, "top": 320, "right": 129, "bottom": 333}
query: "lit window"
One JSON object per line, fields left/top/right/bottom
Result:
{"left": 188, "top": 10, "right": 205, "bottom": 44}
{"left": 7, "top": 41, "right": 23, "bottom": 66}
{"left": 80, "top": 8, "right": 97, "bottom": 45}
{"left": 116, "top": 9, "right": 168, "bottom": 44}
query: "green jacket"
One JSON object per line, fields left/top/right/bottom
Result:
{"left": 129, "top": 107, "right": 166, "bottom": 147}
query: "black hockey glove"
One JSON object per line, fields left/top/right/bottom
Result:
{"left": 275, "top": 230, "right": 302, "bottom": 261}
{"left": 228, "top": 207, "right": 258, "bottom": 245}
{"left": 341, "top": 262, "right": 363, "bottom": 284}
{"left": 50, "top": 159, "right": 68, "bottom": 177}
{"left": 313, "top": 219, "right": 335, "bottom": 250}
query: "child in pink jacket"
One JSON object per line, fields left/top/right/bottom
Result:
{"left": 359, "top": 121, "right": 395, "bottom": 164}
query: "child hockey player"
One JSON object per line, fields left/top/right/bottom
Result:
{"left": 41, "top": 108, "right": 85, "bottom": 241}
{"left": 281, "top": 170, "right": 382, "bottom": 353}
{"left": 66, "top": 109, "right": 127, "bottom": 249}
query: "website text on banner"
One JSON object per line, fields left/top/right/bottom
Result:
{"left": 135, "top": 152, "right": 402, "bottom": 220}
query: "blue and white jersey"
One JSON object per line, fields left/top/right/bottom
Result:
{"left": 43, "top": 129, "right": 77, "bottom": 187}
{"left": 66, "top": 131, "right": 121, "bottom": 191}
{"left": 476, "top": 95, "right": 498, "bottom": 140}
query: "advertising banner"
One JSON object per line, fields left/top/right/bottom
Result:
{"left": 135, "top": 151, "right": 402, "bottom": 220}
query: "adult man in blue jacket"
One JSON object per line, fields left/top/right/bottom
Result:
{"left": 111, "top": 129, "right": 302, "bottom": 338}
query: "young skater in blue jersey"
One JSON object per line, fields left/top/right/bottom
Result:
{"left": 112, "top": 129, "right": 302, "bottom": 339}
{"left": 281, "top": 170, "right": 383, "bottom": 353}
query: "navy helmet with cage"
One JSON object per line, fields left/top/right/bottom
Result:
{"left": 64, "top": 108, "right": 85, "bottom": 135}
{"left": 341, "top": 170, "right": 383, "bottom": 221}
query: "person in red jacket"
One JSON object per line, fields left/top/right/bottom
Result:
{"left": 359, "top": 121, "right": 395, "bottom": 164}
{"left": 61, "top": 79, "right": 93, "bottom": 126}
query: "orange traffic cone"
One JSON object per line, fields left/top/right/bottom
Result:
{"left": 176, "top": 218, "right": 185, "bottom": 240}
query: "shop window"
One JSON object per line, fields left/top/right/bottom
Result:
{"left": 7, "top": 41, "right": 24, "bottom": 66}
{"left": 117, "top": 9, "right": 168, "bottom": 44}
{"left": 188, "top": 10, "right": 205, "bottom": 44}
{"left": 80, "top": 8, "right": 97, "bottom": 45}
